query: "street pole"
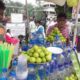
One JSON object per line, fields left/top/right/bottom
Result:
{"left": 25, "top": 0, "right": 29, "bottom": 43}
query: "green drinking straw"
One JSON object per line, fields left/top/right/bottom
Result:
{"left": 7, "top": 44, "right": 14, "bottom": 68}
{"left": 4, "top": 49, "right": 10, "bottom": 69}
{"left": 0, "top": 43, "right": 14, "bottom": 73}
{"left": 0, "top": 45, "right": 3, "bottom": 74}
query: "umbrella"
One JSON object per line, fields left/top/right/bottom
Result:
{"left": 44, "top": 0, "right": 66, "bottom": 6}
{"left": 45, "top": 0, "right": 80, "bottom": 46}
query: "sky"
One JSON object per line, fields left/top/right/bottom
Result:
{"left": 11, "top": 0, "right": 37, "bottom": 5}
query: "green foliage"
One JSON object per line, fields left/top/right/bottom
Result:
{"left": 5, "top": 1, "right": 24, "bottom": 16}
{"left": 55, "top": 3, "right": 72, "bottom": 19}
{"left": 5, "top": 1, "right": 45, "bottom": 21}
{"left": 27, "top": 4, "right": 34, "bottom": 17}
{"left": 34, "top": 7, "right": 45, "bottom": 20}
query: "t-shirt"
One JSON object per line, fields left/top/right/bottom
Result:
{"left": 29, "top": 21, "right": 37, "bottom": 33}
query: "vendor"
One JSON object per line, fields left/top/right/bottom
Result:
{"left": 46, "top": 13, "right": 70, "bottom": 44}
{"left": 0, "top": 1, "right": 5, "bottom": 43}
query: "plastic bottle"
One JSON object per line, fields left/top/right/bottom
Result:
{"left": 50, "top": 60, "right": 58, "bottom": 80}
{"left": 16, "top": 55, "right": 28, "bottom": 80}
{"left": 11, "top": 58, "right": 18, "bottom": 71}
{"left": 1, "top": 68, "right": 8, "bottom": 80}
{"left": 27, "top": 64, "right": 36, "bottom": 80}
{"left": 8, "top": 71, "right": 16, "bottom": 80}
{"left": 51, "top": 56, "right": 60, "bottom": 80}
{"left": 57, "top": 54, "right": 66, "bottom": 80}
{"left": 7, "top": 59, "right": 17, "bottom": 80}
{"left": 53, "top": 35, "right": 63, "bottom": 48}
{"left": 38, "top": 64, "right": 45, "bottom": 80}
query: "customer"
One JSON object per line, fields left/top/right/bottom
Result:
{"left": 29, "top": 17, "right": 37, "bottom": 33}
{"left": 46, "top": 13, "right": 70, "bottom": 44}
{"left": 35, "top": 20, "right": 45, "bottom": 38}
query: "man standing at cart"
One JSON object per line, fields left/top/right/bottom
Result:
{"left": 46, "top": 13, "right": 70, "bottom": 45}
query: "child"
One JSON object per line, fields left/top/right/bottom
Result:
{"left": 46, "top": 13, "right": 70, "bottom": 44}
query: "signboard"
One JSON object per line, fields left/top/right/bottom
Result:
{"left": 6, "top": 23, "right": 25, "bottom": 37}
{"left": 11, "top": 13, "right": 23, "bottom": 23}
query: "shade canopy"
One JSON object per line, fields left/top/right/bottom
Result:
{"left": 44, "top": 0, "right": 66, "bottom": 6}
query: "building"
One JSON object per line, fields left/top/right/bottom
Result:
{"left": 41, "top": 1, "right": 56, "bottom": 20}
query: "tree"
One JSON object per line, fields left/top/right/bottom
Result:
{"left": 55, "top": 3, "right": 72, "bottom": 19}
{"left": 34, "top": 6, "right": 45, "bottom": 20}
{"left": 25, "top": 4, "right": 45, "bottom": 21}
{"left": 5, "top": 1, "right": 24, "bottom": 16}
{"left": 27, "top": 4, "right": 34, "bottom": 17}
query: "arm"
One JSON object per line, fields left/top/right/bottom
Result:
{"left": 46, "top": 26, "right": 53, "bottom": 36}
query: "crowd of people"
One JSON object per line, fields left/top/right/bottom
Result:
{"left": 28, "top": 13, "right": 73, "bottom": 45}
{"left": 0, "top": 0, "right": 79, "bottom": 51}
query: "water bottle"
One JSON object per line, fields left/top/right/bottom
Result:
{"left": 57, "top": 54, "right": 66, "bottom": 80}
{"left": 0, "top": 68, "right": 8, "bottom": 80}
{"left": 50, "top": 60, "right": 58, "bottom": 80}
{"left": 53, "top": 35, "right": 63, "bottom": 48}
{"left": 16, "top": 55, "right": 28, "bottom": 80}
{"left": 27, "top": 63, "right": 36, "bottom": 80}
{"left": 11, "top": 58, "right": 18, "bottom": 71}
{"left": 8, "top": 71, "right": 16, "bottom": 80}
{"left": 7, "top": 59, "right": 17, "bottom": 80}
{"left": 51, "top": 58, "right": 60, "bottom": 80}
{"left": 45, "top": 41, "right": 51, "bottom": 47}
{"left": 38, "top": 64, "right": 45, "bottom": 80}
{"left": 63, "top": 47, "right": 74, "bottom": 77}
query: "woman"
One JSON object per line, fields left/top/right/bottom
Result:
{"left": 35, "top": 20, "right": 45, "bottom": 38}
